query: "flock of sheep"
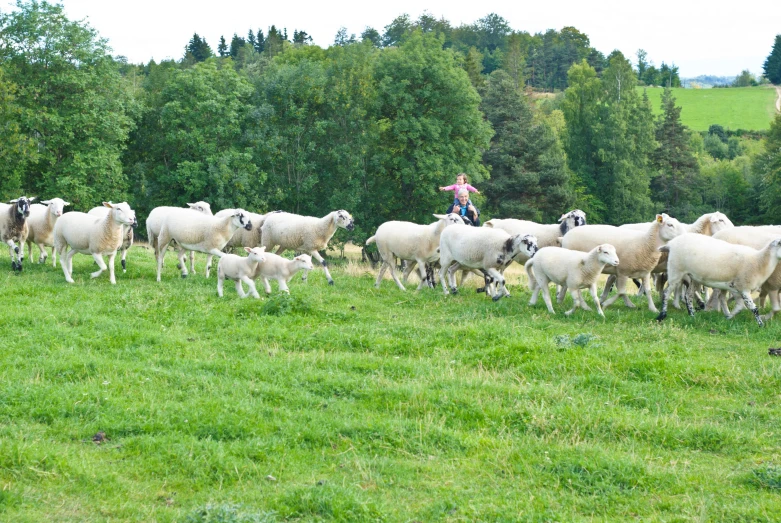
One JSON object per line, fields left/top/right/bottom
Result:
{"left": 3, "top": 195, "right": 781, "bottom": 327}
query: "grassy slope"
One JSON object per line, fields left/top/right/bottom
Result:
{"left": 1, "top": 247, "right": 781, "bottom": 521}
{"left": 641, "top": 86, "right": 778, "bottom": 132}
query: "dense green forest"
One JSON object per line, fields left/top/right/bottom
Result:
{"left": 1, "top": 0, "right": 780, "bottom": 243}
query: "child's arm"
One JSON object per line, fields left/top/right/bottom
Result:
{"left": 466, "top": 184, "right": 480, "bottom": 194}
{"left": 440, "top": 184, "right": 457, "bottom": 191}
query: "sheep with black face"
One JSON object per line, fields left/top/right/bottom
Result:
{"left": 0, "top": 196, "right": 35, "bottom": 271}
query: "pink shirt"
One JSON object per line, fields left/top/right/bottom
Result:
{"left": 442, "top": 183, "right": 478, "bottom": 198}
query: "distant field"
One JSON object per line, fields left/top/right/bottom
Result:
{"left": 640, "top": 86, "right": 778, "bottom": 132}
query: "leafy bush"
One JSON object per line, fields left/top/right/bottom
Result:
{"left": 185, "top": 503, "right": 277, "bottom": 523}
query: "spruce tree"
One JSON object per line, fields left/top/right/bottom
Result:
{"left": 184, "top": 33, "right": 213, "bottom": 62}
{"left": 758, "top": 114, "right": 781, "bottom": 220}
{"left": 255, "top": 29, "right": 265, "bottom": 52}
{"left": 763, "top": 34, "right": 781, "bottom": 84}
{"left": 217, "top": 36, "right": 228, "bottom": 57}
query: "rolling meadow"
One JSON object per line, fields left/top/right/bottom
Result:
{"left": 1, "top": 247, "right": 781, "bottom": 521}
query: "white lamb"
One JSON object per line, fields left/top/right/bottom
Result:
{"left": 88, "top": 204, "right": 137, "bottom": 272}
{"left": 252, "top": 252, "right": 315, "bottom": 294}
{"left": 560, "top": 214, "right": 685, "bottom": 313}
{"left": 217, "top": 247, "right": 267, "bottom": 299}
{"left": 260, "top": 210, "right": 354, "bottom": 285}
{"left": 0, "top": 196, "right": 34, "bottom": 271}
{"left": 155, "top": 209, "right": 252, "bottom": 281}
{"left": 658, "top": 233, "right": 781, "bottom": 326}
{"left": 146, "top": 202, "right": 213, "bottom": 274}
{"left": 365, "top": 213, "right": 463, "bottom": 290}
{"left": 526, "top": 244, "right": 619, "bottom": 316}
{"left": 25, "top": 198, "right": 70, "bottom": 267}
{"left": 438, "top": 226, "right": 538, "bottom": 300}
{"left": 53, "top": 202, "right": 137, "bottom": 284}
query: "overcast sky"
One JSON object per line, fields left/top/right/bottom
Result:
{"left": 45, "top": 0, "right": 781, "bottom": 77}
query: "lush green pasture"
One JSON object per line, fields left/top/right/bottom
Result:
{"left": 2, "top": 247, "right": 781, "bottom": 522}
{"left": 641, "top": 86, "right": 778, "bottom": 131}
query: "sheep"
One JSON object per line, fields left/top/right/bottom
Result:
{"left": 53, "top": 202, "right": 137, "bottom": 284}
{"left": 483, "top": 209, "right": 587, "bottom": 255}
{"left": 526, "top": 244, "right": 619, "bottom": 316}
{"left": 438, "top": 225, "right": 538, "bottom": 301}
{"left": 560, "top": 214, "right": 686, "bottom": 313}
{"left": 25, "top": 198, "right": 70, "bottom": 267}
{"left": 365, "top": 213, "right": 464, "bottom": 290}
{"left": 260, "top": 210, "right": 354, "bottom": 286}
{"left": 711, "top": 226, "right": 781, "bottom": 321}
{"left": 0, "top": 196, "right": 34, "bottom": 271}
{"left": 146, "top": 202, "right": 213, "bottom": 274}
{"left": 217, "top": 247, "right": 267, "bottom": 299}
{"left": 215, "top": 210, "right": 268, "bottom": 250}
{"left": 657, "top": 233, "right": 781, "bottom": 326}
{"left": 251, "top": 252, "right": 315, "bottom": 294}
{"left": 155, "top": 209, "right": 252, "bottom": 281}
{"left": 88, "top": 204, "right": 137, "bottom": 272}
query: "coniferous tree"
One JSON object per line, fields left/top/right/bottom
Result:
{"left": 361, "top": 27, "right": 381, "bottom": 47}
{"left": 255, "top": 29, "right": 265, "bottom": 52}
{"left": 247, "top": 29, "right": 257, "bottom": 50}
{"left": 217, "top": 35, "right": 228, "bottom": 57}
{"left": 758, "top": 114, "right": 781, "bottom": 220}
{"left": 184, "top": 33, "right": 213, "bottom": 62}
{"left": 229, "top": 34, "right": 245, "bottom": 58}
{"left": 763, "top": 34, "right": 781, "bottom": 84}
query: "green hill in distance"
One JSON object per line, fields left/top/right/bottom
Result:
{"left": 640, "top": 86, "right": 778, "bottom": 132}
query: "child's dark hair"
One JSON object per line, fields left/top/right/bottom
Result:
{"left": 457, "top": 172, "right": 468, "bottom": 183}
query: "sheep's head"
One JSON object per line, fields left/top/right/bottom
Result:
{"left": 509, "top": 234, "right": 538, "bottom": 259}
{"left": 335, "top": 210, "right": 354, "bottom": 231}
{"left": 245, "top": 246, "right": 266, "bottom": 263}
{"left": 9, "top": 196, "right": 34, "bottom": 218}
{"left": 656, "top": 213, "right": 686, "bottom": 242}
{"left": 294, "top": 254, "right": 314, "bottom": 271}
{"left": 232, "top": 209, "right": 252, "bottom": 231}
{"left": 104, "top": 202, "right": 136, "bottom": 227}
{"left": 709, "top": 212, "right": 733, "bottom": 234}
{"left": 42, "top": 198, "right": 70, "bottom": 217}
{"left": 433, "top": 213, "right": 464, "bottom": 227}
{"left": 188, "top": 201, "right": 213, "bottom": 215}
{"left": 559, "top": 209, "right": 587, "bottom": 235}
{"left": 597, "top": 244, "right": 619, "bottom": 267}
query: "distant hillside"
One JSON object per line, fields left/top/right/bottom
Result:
{"left": 681, "top": 75, "right": 735, "bottom": 89}
{"left": 640, "top": 86, "right": 777, "bottom": 131}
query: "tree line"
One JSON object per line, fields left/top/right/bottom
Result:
{"left": 1, "top": 1, "right": 780, "bottom": 247}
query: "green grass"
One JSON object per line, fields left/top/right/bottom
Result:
{"left": 2, "top": 247, "right": 781, "bottom": 521}
{"left": 641, "top": 86, "right": 778, "bottom": 131}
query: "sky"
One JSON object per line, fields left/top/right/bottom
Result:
{"left": 40, "top": 0, "right": 781, "bottom": 78}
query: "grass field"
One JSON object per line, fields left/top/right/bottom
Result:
{"left": 641, "top": 86, "right": 778, "bottom": 132}
{"left": 2, "top": 245, "right": 781, "bottom": 521}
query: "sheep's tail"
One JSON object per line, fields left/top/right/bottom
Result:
{"left": 365, "top": 235, "right": 376, "bottom": 246}
{"left": 524, "top": 258, "right": 536, "bottom": 291}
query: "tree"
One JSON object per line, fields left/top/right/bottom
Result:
{"left": 217, "top": 35, "right": 228, "bottom": 57}
{"left": 481, "top": 70, "right": 572, "bottom": 221}
{"left": 229, "top": 34, "right": 246, "bottom": 58}
{"left": 0, "top": 0, "right": 133, "bottom": 207}
{"left": 650, "top": 88, "right": 701, "bottom": 220}
{"left": 247, "top": 29, "right": 257, "bottom": 50}
{"left": 763, "top": 34, "right": 781, "bottom": 84}
{"left": 292, "top": 30, "right": 312, "bottom": 45}
{"left": 184, "top": 33, "right": 213, "bottom": 62}
{"left": 382, "top": 14, "right": 412, "bottom": 47}
{"left": 0, "top": 66, "right": 36, "bottom": 198}
{"left": 463, "top": 47, "right": 486, "bottom": 91}
{"left": 758, "top": 114, "right": 781, "bottom": 220}
{"left": 255, "top": 29, "right": 265, "bottom": 53}
{"left": 361, "top": 27, "right": 381, "bottom": 47}
{"left": 732, "top": 69, "right": 758, "bottom": 87}
{"left": 334, "top": 27, "right": 356, "bottom": 46}
{"left": 265, "top": 25, "right": 284, "bottom": 57}
{"left": 636, "top": 49, "right": 648, "bottom": 80}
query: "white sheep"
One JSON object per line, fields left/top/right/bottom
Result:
{"left": 438, "top": 225, "right": 538, "bottom": 300}
{"left": 88, "top": 204, "right": 136, "bottom": 272}
{"left": 260, "top": 210, "right": 354, "bottom": 286}
{"left": 216, "top": 247, "right": 267, "bottom": 299}
{"left": 252, "top": 252, "right": 315, "bottom": 294}
{"left": 155, "top": 209, "right": 252, "bottom": 281}
{"left": 215, "top": 210, "right": 268, "bottom": 250}
{"left": 25, "top": 198, "right": 70, "bottom": 267}
{"left": 53, "top": 202, "right": 137, "bottom": 284}
{"left": 146, "top": 202, "right": 213, "bottom": 274}
{"left": 0, "top": 196, "right": 34, "bottom": 271}
{"left": 483, "top": 209, "right": 587, "bottom": 251}
{"left": 526, "top": 244, "right": 619, "bottom": 316}
{"left": 365, "top": 213, "right": 463, "bottom": 290}
{"left": 560, "top": 214, "right": 686, "bottom": 313}
{"left": 658, "top": 233, "right": 781, "bottom": 326}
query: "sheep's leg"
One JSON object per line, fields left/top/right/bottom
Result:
{"left": 643, "top": 274, "right": 658, "bottom": 313}
{"left": 189, "top": 251, "right": 196, "bottom": 274}
{"left": 565, "top": 289, "right": 582, "bottom": 316}
{"left": 155, "top": 234, "right": 172, "bottom": 282}
{"left": 557, "top": 284, "right": 567, "bottom": 304}
{"left": 414, "top": 259, "right": 429, "bottom": 290}
{"left": 402, "top": 261, "right": 417, "bottom": 284}
{"left": 538, "top": 275, "right": 555, "bottom": 313}
{"left": 242, "top": 277, "right": 261, "bottom": 298}
{"left": 233, "top": 279, "right": 247, "bottom": 298}
{"left": 578, "top": 289, "right": 593, "bottom": 311}
{"left": 217, "top": 274, "right": 225, "bottom": 297}
{"left": 601, "top": 274, "right": 617, "bottom": 302}
{"left": 6, "top": 240, "right": 19, "bottom": 271}
{"left": 589, "top": 283, "right": 605, "bottom": 317}
{"left": 204, "top": 249, "right": 226, "bottom": 279}
{"left": 727, "top": 291, "right": 748, "bottom": 319}
{"left": 602, "top": 276, "right": 633, "bottom": 309}
{"left": 439, "top": 259, "right": 454, "bottom": 295}
{"left": 528, "top": 276, "right": 540, "bottom": 305}
{"left": 704, "top": 289, "right": 721, "bottom": 311}
{"left": 60, "top": 248, "right": 75, "bottom": 283}
{"left": 374, "top": 261, "right": 389, "bottom": 288}
{"left": 485, "top": 267, "right": 506, "bottom": 301}
{"left": 37, "top": 243, "right": 47, "bottom": 264}
{"left": 656, "top": 279, "right": 678, "bottom": 321}
{"left": 386, "top": 256, "right": 406, "bottom": 291}
{"left": 107, "top": 252, "right": 117, "bottom": 284}
{"left": 739, "top": 290, "right": 762, "bottom": 326}
{"left": 90, "top": 253, "right": 108, "bottom": 280}
{"left": 310, "top": 250, "right": 334, "bottom": 285}
{"left": 682, "top": 281, "right": 695, "bottom": 316}
{"left": 760, "top": 288, "right": 780, "bottom": 322}
{"left": 120, "top": 246, "right": 128, "bottom": 273}
{"left": 262, "top": 278, "right": 272, "bottom": 294}
{"left": 177, "top": 249, "right": 189, "bottom": 278}
{"left": 51, "top": 246, "right": 57, "bottom": 268}
{"left": 278, "top": 278, "right": 291, "bottom": 294}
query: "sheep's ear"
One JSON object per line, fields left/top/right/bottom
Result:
{"left": 558, "top": 213, "right": 568, "bottom": 222}
{"left": 432, "top": 214, "right": 447, "bottom": 220}
{"left": 28, "top": 197, "right": 36, "bottom": 203}
{"left": 8, "top": 199, "right": 18, "bottom": 203}
{"left": 63, "top": 201, "right": 71, "bottom": 206}
{"left": 41, "top": 199, "right": 52, "bottom": 205}
{"left": 244, "top": 247, "right": 252, "bottom": 254}
{"left": 656, "top": 214, "right": 663, "bottom": 223}
{"left": 103, "top": 201, "right": 114, "bottom": 208}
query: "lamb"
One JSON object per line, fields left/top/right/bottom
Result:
{"left": 53, "top": 202, "right": 137, "bottom": 284}
{"left": 711, "top": 226, "right": 781, "bottom": 321}
{"left": 146, "top": 202, "right": 213, "bottom": 274}
{"left": 155, "top": 209, "right": 252, "bottom": 281}
{"left": 260, "top": 210, "right": 354, "bottom": 285}
{"left": 365, "top": 213, "right": 464, "bottom": 290}
{"left": 252, "top": 252, "right": 314, "bottom": 294}
{"left": 88, "top": 204, "right": 137, "bottom": 272}
{"left": 0, "top": 196, "right": 34, "bottom": 271}
{"left": 438, "top": 225, "right": 538, "bottom": 300}
{"left": 25, "top": 198, "right": 70, "bottom": 267}
{"left": 526, "top": 244, "right": 619, "bottom": 316}
{"left": 560, "top": 214, "right": 685, "bottom": 313}
{"left": 216, "top": 247, "right": 267, "bottom": 299}
{"left": 657, "top": 233, "right": 781, "bottom": 326}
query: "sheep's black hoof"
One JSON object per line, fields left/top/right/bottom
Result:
{"left": 328, "top": 280, "right": 334, "bottom": 286}
{"left": 476, "top": 287, "right": 485, "bottom": 293}
{"left": 13, "top": 246, "right": 19, "bottom": 254}
{"left": 492, "top": 294, "right": 502, "bottom": 302}
{"left": 696, "top": 299, "right": 705, "bottom": 310}
{"left": 181, "top": 274, "right": 188, "bottom": 279}
{"left": 121, "top": 259, "right": 127, "bottom": 271}
{"left": 655, "top": 312, "right": 666, "bottom": 322}
{"left": 450, "top": 287, "right": 458, "bottom": 295}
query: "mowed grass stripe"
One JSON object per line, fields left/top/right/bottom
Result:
{"left": 641, "top": 86, "right": 778, "bottom": 131}
{"left": 1, "top": 246, "right": 781, "bottom": 521}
